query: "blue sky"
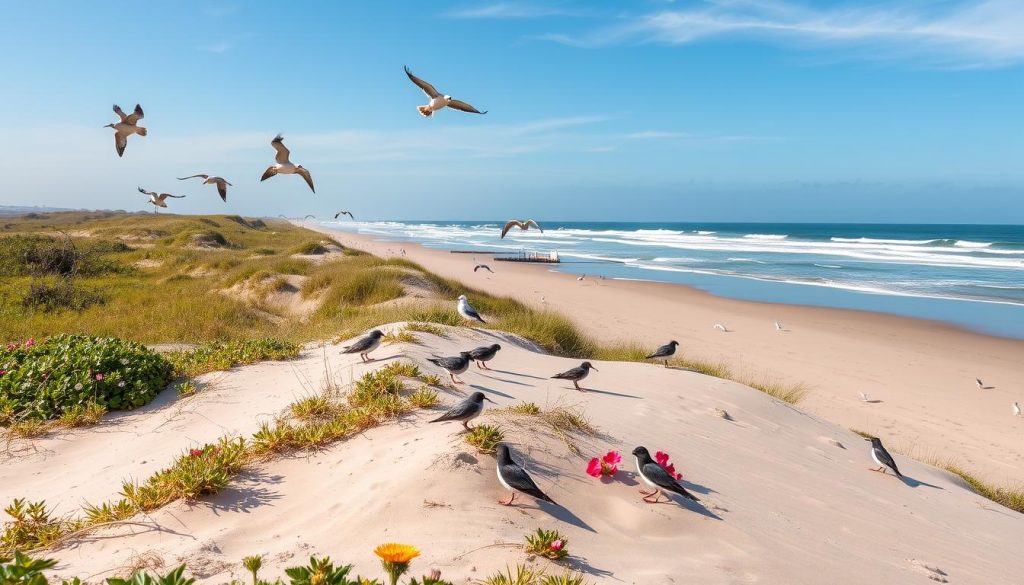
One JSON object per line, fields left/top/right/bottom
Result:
{"left": 0, "top": 0, "right": 1021, "bottom": 222}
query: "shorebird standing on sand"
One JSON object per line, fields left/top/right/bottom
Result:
{"left": 775, "top": 321, "right": 785, "bottom": 332}
{"left": 866, "top": 437, "right": 903, "bottom": 479}
{"left": 106, "top": 104, "right": 146, "bottom": 157}
{"left": 341, "top": 329, "right": 384, "bottom": 363}
{"left": 495, "top": 443, "right": 557, "bottom": 507}
{"left": 138, "top": 187, "right": 184, "bottom": 211}
{"left": 469, "top": 344, "right": 501, "bottom": 369}
{"left": 501, "top": 219, "right": 543, "bottom": 239}
{"left": 976, "top": 378, "right": 985, "bottom": 389}
{"left": 1013, "top": 402, "right": 1021, "bottom": 417}
{"left": 713, "top": 323, "right": 728, "bottom": 332}
{"left": 405, "top": 66, "right": 487, "bottom": 117}
{"left": 430, "top": 391, "right": 494, "bottom": 430}
{"left": 457, "top": 294, "right": 486, "bottom": 324}
{"left": 859, "top": 392, "right": 870, "bottom": 402}
{"left": 178, "top": 174, "right": 232, "bottom": 202}
{"left": 632, "top": 446, "right": 700, "bottom": 504}
{"left": 551, "top": 361, "right": 598, "bottom": 391}
{"left": 427, "top": 352, "right": 472, "bottom": 384}
{"left": 260, "top": 134, "right": 315, "bottom": 193}
{"left": 645, "top": 341, "right": 679, "bottom": 366}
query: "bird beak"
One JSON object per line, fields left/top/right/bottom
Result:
{"left": 484, "top": 397, "right": 497, "bottom": 404}
{"left": 591, "top": 366, "right": 599, "bottom": 372}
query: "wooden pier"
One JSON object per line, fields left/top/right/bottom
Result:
{"left": 492, "top": 250, "right": 560, "bottom": 264}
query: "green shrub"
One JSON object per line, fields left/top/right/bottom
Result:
{"left": 524, "top": 528, "right": 569, "bottom": 561}
{"left": 168, "top": 338, "right": 300, "bottom": 377}
{"left": 465, "top": 424, "right": 504, "bottom": 454}
{"left": 0, "top": 335, "right": 174, "bottom": 421}
{"left": 121, "top": 438, "right": 248, "bottom": 509}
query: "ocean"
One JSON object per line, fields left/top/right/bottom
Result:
{"left": 316, "top": 221, "right": 1024, "bottom": 339}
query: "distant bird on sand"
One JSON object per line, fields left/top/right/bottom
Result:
{"left": 577, "top": 275, "right": 586, "bottom": 281}
{"left": 551, "top": 361, "right": 597, "bottom": 391}
{"left": 405, "top": 66, "right": 487, "bottom": 117}
{"left": 866, "top": 437, "right": 903, "bottom": 479}
{"left": 495, "top": 443, "right": 557, "bottom": 507}
{"left": 713, "top": 323, "right": 728, "bottom": 332}
{"left": 260, "top": 134, "right": 315, "bottom": 193}
{"left": 177, "top": 174, "right": 232, "bottom": 202}
{"left": 334, "top": 210, "right": 354, "bottom": 219}
{"left": 976, "top": 378, "right": 985, "bottom": 389}
{"left": 646, "top": 341, "right": 678, "bottom": 366}
{"left": 632, "top": 446, "right": 699, "bottom": 504}
{"left": 138, "top": 187, "right": 184, "bottom": 211}
{"left": 341, "top": 329, "right": 384, "bottom": 363}
{"left": 1013, "top": 402, "right": 1021, "bottom": 417}
{"left": 106, "top": 104, "right": 146, "bottom": 157}
{"left": 501, "top": 219, "right": 543, "bottom": 239}
{"left": 457, "top": 294, "right": 486, "bottom": 324}
{"left": 430, "top": 391, "right": 494, "bottom": 430}
{"left": 474, "top": 264, "right": 493, "bottom": 273}
{"left": 775, "top": 321, "right": 785, "bottom": 331}
{"left": 469, "top": 344, "right": 501, "bottom": 370}
{"left": 859, "top": 392, "right": 870, "bottom": 402}
{"left": 428, "top": 352, "right": 472, "bottom": 384}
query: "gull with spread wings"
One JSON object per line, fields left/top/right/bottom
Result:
{"left": 260, "top": 134, "right": 315, "bottom": 193}
{"left": 105, "top": 104, "right": 147, "bottom": 157}
{"left": 178, "top": 174, "right": 232, "bottom": 202}
{"left": 404, "top": 66, "right": 487, "bottom": 117}
{"left": 138, "top": 187, "right": 185, "bottom": 212}
{"left": 334, "top": 210, "right": 354, "bottom": 219}
{"left": 501, "top": 219, "right": 543, "bottom": 239}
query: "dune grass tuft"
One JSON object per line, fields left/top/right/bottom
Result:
{"left": 465, "top": 424, "right": 504, "bottom": 454}
{"left": 740, "top": 378, "right": 808, "bottom": 405}
{"left": 937, "top": 464, "right": 1024, "bottom": 513}
{"left": 168, "top": 338, "right": 300, "bottom": 377}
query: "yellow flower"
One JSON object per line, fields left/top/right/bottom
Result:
{"left": 374, "top": 543, "right": 420, "bottom": 564}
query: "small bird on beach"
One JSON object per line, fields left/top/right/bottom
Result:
{"left": 551, "top": 361, "right": 598, "bottom": 391}
{"left": 474, "top": 264, "right": 493, "bottom": 273}
{"left": 775, "top": 321, "right": 784, "bottom": 332}
{"left": 713, "top": 323, "right": 728, "bottom": 332}
{"left": 632, "top": 446, "right": 700, "bottom": 504}
{"left": 105, "top": 104, "right": 146, "bottom": 157}
{"left": 976, "top": 378, "right": 985, "bottom": 389}
{"left": 427, "top": 352, "right": 473, "bottom": 384}
{"left": 866, "top": 437, "right": 903, "bottom": 479}
{"left": 138, "top": 187, "right": 184, "bottom": 211}
{"left": 495, "top": 443, "right": 557, "bottom": 507}
{"left": 1013, "top": 402, "right": 1021, "bottom": 417}
{"left": 500, "top": 219, "right": 543, "bottom": 239}
{"left": 430, "top": 391, "right": 494, "bottom": 430}
{"left": 859, "top": 392, "right": 870, "bottom": 402}
{"left": 260, "top": 134, "right": 315, "bottom": 193}
{"left": 405, "top": 66, "right": 487, "bottom": 117}
{"left": 177, "top": 174, "right": 232, "bottom": 202}
{"left": 334, "top": 210, "right": 354, "bottom": 219}
{"left": 577, "top": 275, "right": 586, "bottom": 281}
{"left": 646, "top": 341, "right": 678, "bottom": 366}
{"left": 469, "top": 344, "right": 501, "bottom": 370}
{"left": 341, "top": 329, "right": 384, "bottom": 363}
{"left": 457, "top": 294, "right": 486, "bottom": 324}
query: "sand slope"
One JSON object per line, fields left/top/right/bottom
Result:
{"left": 4, "top": 325, "right": 1021, "bottom": 584}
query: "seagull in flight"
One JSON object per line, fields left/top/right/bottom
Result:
{"left": 501, "top": 219, "right": 543, "bottom": 239}
{"left": 404, "top": 66, "right": 487, "bottom": 117}
{"left": 334, "top": 210, "right": 354, "bottom": 219}
{"left": 474, "top": 264, "right": 493, "bottom": 273}
{"left": 138, "top": 187, "right": 184, "bottom": 211}
{"left": 303, "top": 214, "right": 316, "bottom": 220}
{"left": 178, "top": 174, "right": 232, "bottom": 202}
{"left": 105, "top": 104, "right": 146, "bottom": 157}
{"left": 260, "top": 134, "right": 315, "bottom": 193}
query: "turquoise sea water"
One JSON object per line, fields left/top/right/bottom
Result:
{"left": 317, "top": 221, "right": 1024, "bottom": 339}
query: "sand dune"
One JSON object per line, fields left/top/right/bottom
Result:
{"left": 6, "top": 325, "right": 1020, "bottom": 583}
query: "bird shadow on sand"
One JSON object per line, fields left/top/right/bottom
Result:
{"left": 575, "top": 386, "right": 642, "bottom": 399}
{"left": 490, "top": 369, "right": 548, "bottom": 380}
{"left": 649, "top": 493, "right": 724, "bottom": 520}
{"left": 980, "top": 385, "right": 996, "bottom": 390}
{"left": 475, "top": 372, "right": 532, "bottom": 387}
{"left": 521, "top": 501, "right": 597, "bottom": 533}
{"left": 863, "top": 399, "right": 884, "bottom": 404}
{"left": 898, "top": 474, "right": 943, "bottom": 490}
{"left": 363, "top": 353, "right": 403, "bottom": 364}
{"left": 469, "top": 384, "right": 515, "bottom": 399}
{"left": 563, "top": 558, "right": 618, "bottom": 581}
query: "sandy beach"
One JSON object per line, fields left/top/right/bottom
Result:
{"left": 309, "top": 223, "right": 1024, "bottom": 485}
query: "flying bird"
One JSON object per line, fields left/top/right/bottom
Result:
{"left": 632, "top": 446, "right": 700, "bottom": 504}
{"left": 646, "top": 341, "right": 678, "bottom": 366}
{"left": 427, "top": 352, "right": 473, "bottom": 384}
{"left": 551, "top": 361, "right": 598, "bottom": 392}
{"left": 341, "top": 330, "right": 384, "bottom": 363}
{"left": 468, "top": 344, "right": 501, "bottom": 370}
{"left": 474, "top": 264, "right": 493, "bottom": 273}
{"left": 304, "top": 215, "right": 316, "bottom": 220}
{"left": 500, "top": 219, "right": 543, "bottom": 239}
{"left": 404, "top": 65, "right": 487, "bottom": 117}
{"left": 105, "top": 104, "right": 146, "bottom": 157}
{"left": 138, "top": 187, "right": 184, "bottom": 211}
{"left": 713, "top": 323, "right": 728, "bottom": 332}
{"left": 495, "top": 443, "right": 557, "bottom": 507}
{"left": 334, "top": 210, "right": 354, "bottom": 219}
{"left": 457, "top": 294, "right": 486, "bottom": 324}
{"left": 430, "top": 391, "right": 494, "bottom": 430}
{"left": 866, "top": 437, "right": 903, "bottom": 479}
{"left": 178, "top": 174, "right": 232, "bottom": 202}
{"left": 260, "top": 134, "right": 315, "bottom": 193}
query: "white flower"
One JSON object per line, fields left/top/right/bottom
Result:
{"left": 118, "top": 381, "right": 126, "bottom": 387}
{"left": 120, "top": 358, "right": 129, "bottom": 365}
{"left": 74, "top": 383, "right": 83, "bottom": 390}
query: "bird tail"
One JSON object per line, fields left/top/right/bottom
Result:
{"left": 137, "top": 127, "right": 148, "bottom": 136}
{"left": 644, "top": 354, "right": 656, "bottom": 359}
{"left": 417, "top": 105, "right": 433, "bottom": 117}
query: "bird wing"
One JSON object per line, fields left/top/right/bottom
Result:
{"left": 646, "top": 344, "right": 673, "bottom": 359}
{"left": 304, "top": 214, "right": 316, "bottom": 220}
{"left": 526, "top": 219, "right": 543, "bottom": 233}
{"left": 177, "top": 174, "right": 209, "bottom": 181}
{"left": 260, "top": 166, "right": 277, "bottom": 182}
{"left": 874, "top": 445, "right": 902, "bottom": 477}
{"left": 138, "top": 187, "right": 156, "bottom": 197}
{"left": 125, "top": 104, "right": 144, "bottom": 124}
{"left": 468, "top": 346, "right": 492, "bottom": 359}
{"left": 501, "top": 220, "right": 524, "bottom": 239}
{"left": 296, "top": 167, "right": 316, "bottom": 193}
{"left": 113, "top": 104, "right": 128, "bottom": 122}
{"left": 114, "top": 131, "right": 128, "bottom": 157}
{"left": 462, "top": 304, "right": 485, "bottom": 322}
{"left": 271, "top": 134, "right": 291, "bottom": 164}
{"left": 342, "top": 335, "right": 375, "bottom": 354}
{"left": 428, "top": 356, "right": 464, "bottom": 370}
{"left": 159, "top": 194, "right": 186, "bottom": 201}
{"left": 553, "top": 366, "right": 585, "bottom": 380}
{"left": 404, "top": 66, "right": 440, "bottom": 98}
{"left": 447, "top": 99, "right": 487, "bottom": 115}
{"left": 431, "top": 397, "right": 478, "bottom": 422}
{"left": 216, "top": 181, "right": 227, "bottom": 202}
{"left": 641, "top": 462, "right": 700, "bottom": 501}
{"left": 500, "top": 463, "right": 555, "bottom": 503}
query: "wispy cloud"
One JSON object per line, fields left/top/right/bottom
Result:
{"left": 626, "top": 130, "right": 689, "bottom": 139}
{"left": 542, "top": 0, "right": 1024, "bottom": 68}
{"left": 444, "top": 2, "right": 575, "bottom": 19}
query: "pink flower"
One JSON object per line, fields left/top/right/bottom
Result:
{"left": 6, "top": 343, "right": 16, "bottom": 351}
{"left": 586, "top": 458, "right": 603, "bottom": 477}
{"left": 655, "top": 450, "right": 683, "bottom": 480}
{"left": 189, "top": 448, "right": 204, "bottom": 458}
{"left": 0, "top": 369, "right": 6, "bottom": 376}
{"left": 550, "top": 540, "right": 563, "bottom": 551}
{"left": 587, "top": 450, "right": 622, "bottom": 477}
{"left": 602, "top": 450, "right": 621, "bottom": 466}
{"left": 24, "top": 338, "right": 35, "bottom": 348}
{"left": 95, "top": 373, "right": 104, "bottom": 381}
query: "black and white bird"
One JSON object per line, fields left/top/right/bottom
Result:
{"left": 341, "top": 329, "right": 384, "bottom": 363}
{"left": 457, "top": 294, "right": 486, "bottom": 324}
{"left": 645, "top": 341, "right": 678, "bottom": 366}
{"left": 260, "top": 134, "right": 315, "bottom": 193}
{"left": 138, "top": 187, "right": 184, "bottom": 211}
{"left": 866, "top": 437, "right": 903, "bottom": 479}
{"left": 577, "top": 275, "right": 586, "bottom": 281}
{"left": 405, "top": 66, "right": 487, "bottom": 117}
{"left": 334, "top": 210, "right": 354, "bottom": 219}
{"left": 976, "top": 378, "right": 985, "bottom": 389}
{"left": 495, "top": 443, "right": 557, "bottom": 507}
{"left": 551, "top": 361, "right": 598, "bottom": 391}
{"left": 474, "top": 264, "right": 493, "bottom": 273}
{"left": 105, "top": 104, "right": 146, "bottom": 157}
{"left": 427, "top": 352, "right": 473, "bottom": 384}
{"left": 178, "top": 174, "right": 232, "bottom": 202}
{"left": 501, "top": 219, "right": 543, "bottom": 239}
{"left": 632, "top": 446, "right": 700, "bottom": 504}
{"left": 469, "top": 344, "right": 501, "bottom": 370}
{"left": 430, "top": 391, "right": 494, "bottom": 430}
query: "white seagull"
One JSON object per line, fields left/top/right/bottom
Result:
{"left": 404, "top": 66, "right": 487, "bottom": 117}
{"left": 457, "top": 294, "right": 486, "bottom": 324}
{"left": 775, "top": 321, "right": 784, "bottom": 331}
{"left": 713, "top": 323, "right": 728, "bottom": 332}
{"left": 138, "top": 187, "right": 185, "bottom": 211}
{"left": 260, "top": 134, "right": 315, "bottom": 193}
{"left": 577, "top": 275, "right": 586, "bottom": 281}
{"left": 1013, "top": 402, "right": 1020, "bottom": 417}
{"left": 105, "top": 104, "right": 146, "bottom": 157}
{"left": 178, "top": 174, "right": 232, "bottom": 202}
{"left": 501, "top": 219, "right": 543, "bottom": 239}
{"left": 859, "top": 392, "right": 870, "bottom": 402}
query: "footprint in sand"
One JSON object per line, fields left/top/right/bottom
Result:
{"left": 908, "top": 559, "right": 949, "bottom": 583}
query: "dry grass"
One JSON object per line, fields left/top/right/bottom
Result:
{"left": 741, "top": 378, "right": 808, "bottom": 405}
{"left": 936, "top": 463, "right": 1024, "bottom": 513}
